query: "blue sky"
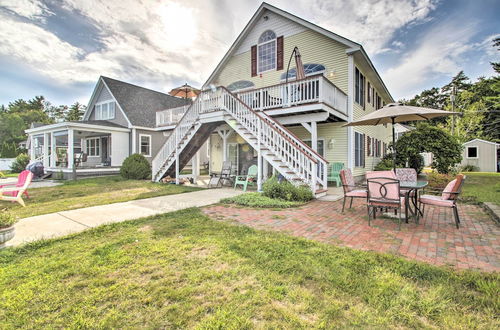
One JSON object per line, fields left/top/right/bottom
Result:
{"left": 0, "top": 0, "right": 498, "bottom": 107}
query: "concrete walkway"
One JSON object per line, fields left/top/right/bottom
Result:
{"left": 8, "top": 188, "right": 242, "bottom": 247}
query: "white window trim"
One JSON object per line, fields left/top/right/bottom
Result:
{"left": 94, "top": 100, "right": 116, "bottom": 120}
{"left": 257, "top": 34, "right": 277, "bottom": 74}
{"left": 303, "top": 138, "right": 325, "bottom": 157}
{"left": 139, "top": 134, "right": 152, "bottom": 157}
{"left": 86, "top": 137, "right": 101, "bottom": 157}
{"left": 466, "top": 146, "right": 479, "bottom": 159}
{"left": 354, "top": 131, "right": 365, "bottom": 168}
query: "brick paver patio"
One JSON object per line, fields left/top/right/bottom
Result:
{"left": 203, "top": 199, "right": 500, "bottom": 272}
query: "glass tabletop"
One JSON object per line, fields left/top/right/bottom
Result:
{"left": 400, "top": 181, "right": 428, "bottom": 189}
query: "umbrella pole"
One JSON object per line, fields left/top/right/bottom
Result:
{"left": 392, "top": 117, "right": 396, "bottom": 172}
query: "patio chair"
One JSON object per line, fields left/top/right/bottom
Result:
{"left": 208, "top": 161, "right": 232, "bottom": 188}
{"left": 396, "top": 168, "right": 417, "bottom": 196}
{"left": 367, "top": 177, "right": 403, "bottom": 229}
{"left": 417, "top": 174, "right": 466, "bottom": 229}
{"left": 340, "top": 168, "right": 367, "bottom": 212}
{"left": 0, "top": 170, "right": 33, "bottom": 207}
{"left": 327, "top": 162, "right": 344, "bottom": 187}
{"left": 234, "top": 165, "right": 258, "bottom": 191}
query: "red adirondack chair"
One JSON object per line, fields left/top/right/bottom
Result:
{"left": 0, "top": 170, "right": 33, "bottom": 207}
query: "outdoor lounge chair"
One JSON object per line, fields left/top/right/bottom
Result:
{"left": 0, "top": 170, "right": 33, "bottom": 207}
{"left": 417, "top": 174, "right": 465, "bottom": 228}
{"left": 327, "top": 162, "right": 344, "bottom": 187}
{"left": 234, "top": 165, "right": 258, "bottom": 192}
{"left": 340, "top": 168, "right": 367, "bottom": 212}
{"left": 208, "top": 161, "right": 232, "bottom": 188}
{"left": 367, "top": 177, "right": 403, "bottom": 229}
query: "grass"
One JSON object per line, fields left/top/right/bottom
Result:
{"left": 0, "top": 171, "right": 18, "bottom": 178}
{"left": 461, "top": 172, "right": 500, "bottom": 205}
{"left": 0, "top": 208, "right": 498, "bottom": 328}
{"left": 1, "top": 176, "right": 200, "bottom": 218}
{"left": 221, "top": 192, "right": 304, "bottom": 208}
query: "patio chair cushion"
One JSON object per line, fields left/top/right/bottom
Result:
{"left": 345, "top": 189, "right": 367, "bottom": 198}
{"left": 366, "top": 170, "right": 396, "bottom": 179}
{"left": 369, "top": 196, "right": 405, "bottom": 208}
{"left": 396, "top": 168, "right": 417, "bottom": 182}
{"left": 420, "top": 194, "right": 454, "bottom": 208}
{"left": 340, "top": 169, "right": 355, "bottom": 192}
{"left": 441, "top": 179, "right": 457, "bottom": 200}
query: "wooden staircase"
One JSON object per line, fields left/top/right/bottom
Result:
{"left": 152, "top": 87, "right": 328, "bottom": 195}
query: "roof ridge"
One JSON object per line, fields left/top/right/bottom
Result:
{"left": 101, "top": 76, "right": 179, "bottom": 97}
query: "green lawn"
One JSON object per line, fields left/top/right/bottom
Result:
{"left": 1, "top": 208, "right": 498, "bottom": 328}
{"left": 1, "top": 176, "right": 200, "bottom": 218}
{"left": 461, "top": 172, "right": 500, "bottom": 205}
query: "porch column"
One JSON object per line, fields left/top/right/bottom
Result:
{"left": 263, "top": 158, "right": 269, "bottom": 180}
{"left": 67, "top": 129, "right": 74, "bottom": 169}
{"left": 310, "top": 121, "right": 318, "bottom": 152}
{"left": 217, "top": 129, "right": 233, "bottom": 162}
{"left": 43, "top": 133, "right": 50, "bottom": 168}
{"left": 192, "top": 151, "right": 199, "bottom": 183}
{"left": 50, "top": 132, "right": 56, "bottom": 167}
{"left": 29, "top": 135, "right": 35, "bottom": 161}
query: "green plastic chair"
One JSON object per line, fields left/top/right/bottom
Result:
{"left": 328, "top": 162, "right": 344, "bottom": 187}
{"left": 234, "top": 165, "right": 258, "bottom": 191}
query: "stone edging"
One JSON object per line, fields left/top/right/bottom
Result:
{"left": 482, "top": 202, "right": 500, "bottom": 224}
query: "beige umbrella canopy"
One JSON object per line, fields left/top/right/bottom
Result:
{"left": 344, "top": 102, "right": 459, "bottom": 170}
{"left": 294, "top": 47, "right": 306, "bottom": 80}
{"left": 169, "top": 83, "right": 200, "bottom": 99}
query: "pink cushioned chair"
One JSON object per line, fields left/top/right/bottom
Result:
{"left": 367, "top": 177, "right": 403, "bottom": 229}
{"left": 340, "top": 169, "right": 367, "bottom": 213}
{"left": 418, "top": 174, "right": 465, "bottom": 229}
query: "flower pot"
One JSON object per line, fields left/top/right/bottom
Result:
{"left": 0, "top": 226, "right": 15, "bottom": 249}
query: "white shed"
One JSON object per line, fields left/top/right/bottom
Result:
{"left": 461, "top": 139, "right": 499, "bottom": 172}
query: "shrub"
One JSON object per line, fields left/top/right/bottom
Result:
{"left": 426, "top": 172, "right": 455, "bottom": 190}
{"left": 262, "top": 176, "right": 313, "bottom": 202}
{"left": 120, "top": 153, "right": 151, "bottom": 180}
{"left": 374, "top": 154, "right": 394, "bottom": 171}
{"left": 461, "top": 164, "right": 478, "bottom": 172}
{"left": 0, "top": 211, "right": 17, "bottom": 229}
{"left": 10, "top": 153, "right": 30, "bottom": 173}
{"left": 221, "top": 192, "right": 301, "bottom": 208}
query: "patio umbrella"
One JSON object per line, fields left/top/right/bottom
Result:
{"left": 343, "top": 102, "right": 459, "bottom": 170}
{"left": 294, "top": 47, "right": 306, "bottom": 80}
{"left": 169, "top": 83, "right": 200, "bottom": 99}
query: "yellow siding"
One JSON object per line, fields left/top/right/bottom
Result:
{"left": 213, "top": 29, "right": 349, "bottom": 94}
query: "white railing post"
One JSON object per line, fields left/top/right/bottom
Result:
{"left": 257, "top": 119, "right": 262, "bottom": 191}
{"left": 318, "top": 77, "right": 323, "bottom": 103}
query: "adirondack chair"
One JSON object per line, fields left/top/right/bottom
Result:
{"left": 234, "top": 165, "right": 258, "bottom": 191}
{"left": 0, "top": 170, "right": 33, "bottom": 207}
{"left": 327, "top": 162, "right": 344, "bottom": 187}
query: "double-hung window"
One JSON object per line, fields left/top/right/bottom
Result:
{"left": 354, "top": 132, "right": 365, "bottom": 167}
{"left": 257, "top": 30, "right": 277, "bottom": 73}
{"left": 355, "top": 68, "right": 365, "bottom": 108}
{"left": 139, "top": 134, "right": 152, "bottom": 157}
{"left": 86, "top": 138, "right": 100, "bottom": 157}
{"left": 95, "top": 101, "right": 116, "bottom": 120}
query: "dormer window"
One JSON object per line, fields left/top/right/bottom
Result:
{"left": 95, "top": 101, "right": 115, "bottom": 120}
{"left": 257, "top": 30, "right": 277, "bottom": 73}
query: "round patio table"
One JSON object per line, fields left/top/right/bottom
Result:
{"left": 400, "top": 181, "right": 428, "bottom": 223}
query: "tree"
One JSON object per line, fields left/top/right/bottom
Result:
{"left": 491, "top": 37, "right": 500, "bottom": 74}
{"left": 396, "top": 123, "right": 462, "bottom": 174}
{"left": 65, "top": 102, "right": 86, "bottom": 121}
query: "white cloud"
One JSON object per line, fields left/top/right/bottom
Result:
{"left": 0, "top": 0, "right": 52, "bottom": 20}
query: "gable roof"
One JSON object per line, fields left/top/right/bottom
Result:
{"left": 100, "top": 77, "right": 190, "bottom": 128}
{"left": 463, "top": 138, "right": 500, "bottom": 146}
{"left": 203, "top": 2, "right": 393, "bottom": 102}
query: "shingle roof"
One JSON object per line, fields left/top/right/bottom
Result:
{"left": 71, "top": 120, "right": 128, "bottom": 128}
{"left": 101, "top": 76, "right": 191, "bottom": 128}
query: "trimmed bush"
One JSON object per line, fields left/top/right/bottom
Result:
{"left": 10, "top": 153, "right": 30, "bottom": 173}
{"left": 120, "top": 153, "right": 151, "bottom": 180}
{"left": 221, "top": 192, "right": 301, "bottom": 208}
{"left": 262, "top": 176, "right": 313, "bottom": 202}
{"left": 427, "top": 172, "right": 455, "bottom": 189}
{"left": 461, "top": 164, "right": 478, "bottom": 172}
{"left": 0, "top": 211, "right": 17, "bottom": 229}
{"left": 374, "top": 155, "right": 394, "bottom": 171}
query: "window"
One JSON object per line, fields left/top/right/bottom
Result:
{"left": 86, "top": 138, "right": 100, "bottom": 157}
{"left": 367, "top": 82, "right": 371, "bottom": 104}
{"left": 376, "top": 95, "right": 382, "bottom": 110}
{"left": 355, "top": 68, "right": 365, "bottom": 107}
{"left": 258, "top": 30, "right": 276, "bottom": 73}
{"left": 466, "top": 146, "right": 478, "bottom": 158}
{"left": 95, "top": 101, "right": 115, "bottom": 120}
{"left": 139, "top": 134, "right": 151, "bottom": 157}
{"left": 355, "top": 132, "right": 365, "bottom": 167}
{"left": 304, "top": 139, "right": 325, "bottom": 157}
{"left": 227, "top": 80, "right": 255, "bottom": 92}
{"left": 280, "top": 63, "right": 326, "bottom": 80}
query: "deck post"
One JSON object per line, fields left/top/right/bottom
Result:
{"left": 310, "top": 121, "right": 318, "bottom": 152}
{"left": 67, "top": 129, "right": 74, "bottom": 170}
{"left": 29, "top": 135, "right": 35, "bottom": 162}
{"left": 50, "top": 131, "right": 56, "bottom": 168}
{"left": 257, "top": 121, "right": 262, "bottom": 192}
{"left": 43, "top": 133, "right": 50, "bottom": 168}
{"left": 175, "top": 130, "right": 180, "bottom": 185}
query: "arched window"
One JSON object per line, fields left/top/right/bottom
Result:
{"left": 258, "top": 30, "right": 277, "bottom": 73}
{"left": 280, "top": 63, "right": 326, "bottom": 80}
{"left": 227, "top": 80, "right": 255, "bottom": 92}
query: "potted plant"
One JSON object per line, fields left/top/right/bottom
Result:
{"left": 0, "top": 211, "right": 17, "bottom": 248}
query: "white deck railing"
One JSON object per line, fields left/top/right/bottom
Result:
{"left": 152, "top": 87, "right": 328, "bottom": 191}
{"left": 156, "top": 105, "right": 190, "bottom": 127}
{"left": 236, "top": 74, "right": 347, "bottom": 115}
